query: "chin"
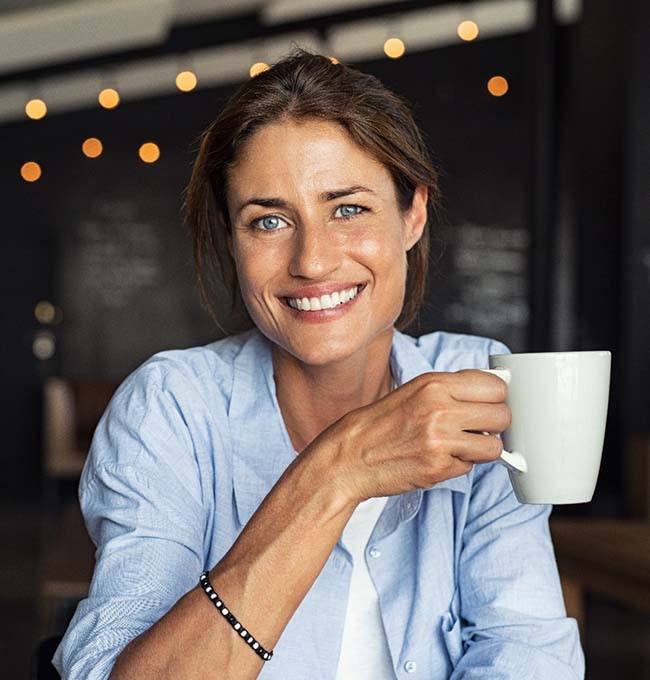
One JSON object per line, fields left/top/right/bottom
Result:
{"left": 279, "top": 332, "right": 363, "bottom": 367}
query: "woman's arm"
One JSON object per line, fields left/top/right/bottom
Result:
{"left": 110, "top": 436, "right": 356, "bottom": 679}
{"left": 52, "top": 362, "right": 358, "bottom": 680}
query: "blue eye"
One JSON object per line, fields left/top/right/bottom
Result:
{"left": 249, "top": 204, "right": 366, "bottom": 231}
{"left": 250, "top": 215, "right": 287, "bottom": 231}
{"left": 336, "top": 204, "right": 365, "bottom": 220}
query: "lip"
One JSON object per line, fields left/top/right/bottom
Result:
{"left": 280, "top": 282, "right": 365, "bottom": 299}
{"left": 279, "top": 283, "right": 367, "bottom": 323}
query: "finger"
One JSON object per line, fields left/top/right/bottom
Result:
{"left": 444, "top": 459, "right": 474, "bottom": 480}
{"left": 447, "top": 369, "right": 508, "bottom": 403}
{"left": 455, "top": 402, "right": 511, "bottom": 433}
{"left": 447, "top": 431, "right": 504, "bottom": 464}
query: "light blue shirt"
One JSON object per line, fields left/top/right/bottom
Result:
{"left": 53, "top": 326, "right": 585, "bottom": 679}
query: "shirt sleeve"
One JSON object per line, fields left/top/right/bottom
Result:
{"left": 51, "top": 363, "right": 206, "bottom": 679}
{"left": 451, "top": 339, "right": 585, "bottom": 679}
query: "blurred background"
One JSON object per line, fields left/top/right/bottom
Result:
{"left": 0, "top": 0, "right": 648, "bottom": 677}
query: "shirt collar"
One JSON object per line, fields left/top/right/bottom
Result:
{"left": 229, "top": 327, "right": 470, "bottom": 529}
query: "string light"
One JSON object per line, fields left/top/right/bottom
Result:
{"left": 176, "top": 70, "right": 197, "bottom": 92}
{"left": 384, "top": 37, "right": 406, "bottom": 59}
{"left": 21, "top": 161, "right": 41, "bottom": 182}
{"left": 487, "top": 75, "right": 509, "bottom": 97}
{"left": 139, "top": 142, "right": 160, "bottom": 163}
{"left": 33, "top": 330, "right": 55, "bottom": 360}
{"left": 98, "top": 88, "right": 120, "bottom": 109}
{"left": 457, "top": 20, "right": 479, "bottom": 41}
{"left": 25, "top": 98, "right": 47, "bottom": 120}
{"left": 250, "top": 62, "right": 270, "bottom": 77}
{"left": 82, "top": 137, "right": 103, "bottom": 158}
{"left": 34, "top": 300, "right": 56, "bottom": 324}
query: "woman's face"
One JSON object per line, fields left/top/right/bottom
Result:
{"left": 226, "top": 117, "right": 427, "bottom": 367}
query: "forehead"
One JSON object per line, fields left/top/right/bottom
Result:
{"left": 227, "top": 117, "right": 392, "bottom": 198}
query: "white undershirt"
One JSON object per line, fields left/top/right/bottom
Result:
{"left": 334, "top": 495, "right": 395, "bottom": 679}
{"left": 291, "top": 374, "right": 397, "bottom": 678}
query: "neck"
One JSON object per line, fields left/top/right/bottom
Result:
{"left": 272, "top": 329, "right": 395, "bottom": 453}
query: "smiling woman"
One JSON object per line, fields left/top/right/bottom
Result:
{"left": 53, "top": 48, "right": 584, "bottom": 680}
{"left": 183, "top": 49, "right": 440, "bottom": 338}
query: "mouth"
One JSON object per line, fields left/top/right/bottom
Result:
{"left": 280, "top": 283, "right": 367, "bottom": 312}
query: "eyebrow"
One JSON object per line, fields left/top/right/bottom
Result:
{"left": 235, "top": 185, "right": 376, "bottom": 219}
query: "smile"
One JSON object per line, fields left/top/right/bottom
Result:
{"left": 284, "top": 284, "right": 364, "bottom": 311}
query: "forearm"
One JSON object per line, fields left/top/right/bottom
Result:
{"left": 110, "top": 440, "right": 356, "bottom": 679}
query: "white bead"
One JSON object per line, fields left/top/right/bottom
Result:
{"left": 234, "top": 623, "right": 240, "bottom": 630}
{"left": 253, "top": 642, "right": 259, "bottom": 649}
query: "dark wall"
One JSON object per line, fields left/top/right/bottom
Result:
{"left": 621, "top": 0, "right": 650, "bottom": 435}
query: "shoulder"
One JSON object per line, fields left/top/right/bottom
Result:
{"left": 111, "top": 328, "right": 255, "bottom": 407}
{"left": 403, "top": 329, "right": 511, "bottom": 371}
{"left": 87, "top": 330, "right": 256, "bottom": 469}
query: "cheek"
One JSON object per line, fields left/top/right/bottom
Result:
{"left": 348, "top": 227, "right": 406, "bottom": 277}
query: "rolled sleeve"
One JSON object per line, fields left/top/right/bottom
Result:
{"left": 52, "top": 365, "right": 205, "bottom": 679}
{"left": 451, "top": 339, "right": 585, "bottom": 678}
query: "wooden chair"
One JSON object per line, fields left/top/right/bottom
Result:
{"left": 550, "top": 518, "right": 650, "bottom": 638}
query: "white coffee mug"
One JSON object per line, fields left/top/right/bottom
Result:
{"left": 480, "top": 350, "right": 611, "bottom": 504}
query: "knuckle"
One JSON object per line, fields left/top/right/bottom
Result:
{"left": 501, "top": 404, "right": 512, "bottom": 429}
{"left": 491, "top": 375, "right": 508, "bottom": 400}
{"left": 428, "top": 435, "right": 448, "bottom": 458}
{"left": 431, "top": 407, "right": 452, "bottom": 428}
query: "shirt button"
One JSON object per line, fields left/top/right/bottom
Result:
{"left": 368, "top": 546, "right": 381, "bottom": 558}
{"left": 404, "top": 660, "right": 417, "bottom": 673}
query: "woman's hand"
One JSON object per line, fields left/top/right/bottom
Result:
{"left": 310, "top": 370, "right": 512, "bottom": 504}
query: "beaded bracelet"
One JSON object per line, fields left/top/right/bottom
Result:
{"left": 199, "top": 570, "right": 274, "bottom": 661}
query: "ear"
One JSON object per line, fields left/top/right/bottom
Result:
{"left": 403, "top": 185, "right": 428, "bottom": 252}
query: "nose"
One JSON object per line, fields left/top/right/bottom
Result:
{"left": 288, "top": 222, "right": 341, "bottom": 280}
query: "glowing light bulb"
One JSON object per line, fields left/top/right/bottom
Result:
{"left": 249, "top": 62, "right": 270, "bottom": 77}
{"left": 457, "top": 20, "right": 479, "bottom": 41}
{"left": 21, "top": 161, "right": 41, "bottom": 182}
{"left": 384, "top": 37, "right": 405, "bottom": 59}
{"left": 34, "top": 300, "right": 56, "bottom": 324}
{"left": 176, "top": 70, "right": 197, "bottom": 92}
{"left": 139, "top": 142, "right": 160, "bottom": 163}
{"left": 98, "top": 88, "right": 120, "bottom": 109}
{"left": 25, "top": 98, "right": 47, "bottom": 120}
{"left": 487, "top": 75, "right": 509, "bottom": 97}
{"left": 82, "top": 137, "right": 103, "bottom": 158}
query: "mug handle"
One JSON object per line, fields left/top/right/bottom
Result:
{"left": 479, "top": 368, "right": 527, "bottom": 474}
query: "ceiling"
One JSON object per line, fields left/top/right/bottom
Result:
{"left": 0, "top": 0, "right": 581, "bottom": 123}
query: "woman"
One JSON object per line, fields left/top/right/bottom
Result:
{"left": 53, "top": 50, "right": 584, "bottom": 679}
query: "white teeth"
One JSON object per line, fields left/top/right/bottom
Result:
{"left": 287, "top": 285, "right": 361, "bottom": 311}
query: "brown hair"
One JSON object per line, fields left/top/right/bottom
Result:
{"left": 183, "top": 47, "right": 441, "bottom": 335}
